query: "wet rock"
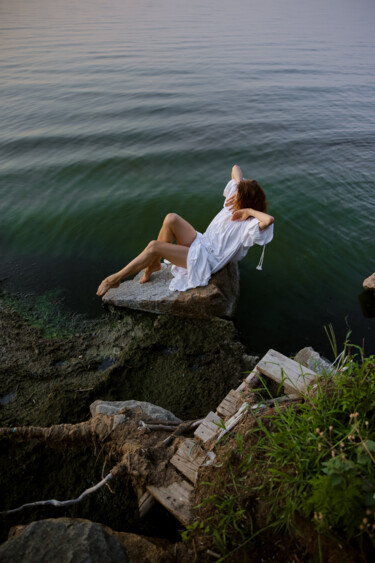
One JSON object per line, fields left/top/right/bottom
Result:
{"left": 363, "top": 273, "right": 375, "bottom": 292}
{"left": 242, "top": 354, "right": 259, "bottom": 370}
{"left": 90, "top": 400, "right": 182, "bottom": 423}
{"left": 294, "top": 346, "right": 332, "bottom": 373}
{"left": 359, "top": 289, "right": 375, "bottom": 318}
{"left": 102, "top": 262, "right": 239, "bottom": 318}
{"left": 0, "top": 518, "right": 129, "bottom": 563}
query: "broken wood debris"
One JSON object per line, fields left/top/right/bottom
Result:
{"left": 194, "top": 411, "right": 222, "bottom": 443}
{"left": 216, "top": 389, "right": 243, "bottom": 418}
{"left": 138, "top": 491, "right": 156, "bottom": 519}
{"left": 147, "top": 481, "right": 194, "bottom": 526}
{"left": 170, "top": 438, "right": 207, "bottom": 483}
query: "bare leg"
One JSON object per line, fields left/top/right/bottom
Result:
{"left": 140, "top": 213, "right": 196, "bottom": 283}
{"left": 97, "top": 214, "right": 197, "bottom": 296}
{"left": 97, "top": 240, "right": 190, "bottom": 296}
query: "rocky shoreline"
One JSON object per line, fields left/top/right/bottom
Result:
{"left": 0, "top": 288, "right": 257, "bottom": 561}
{"left": 0, "top": 294, "right": 255, "bottom": 429}
{"left": 1, "top": 287, "right": 372, "bottom": 562}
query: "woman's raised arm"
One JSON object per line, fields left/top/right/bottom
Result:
{"left": 231, "top": 164, "right": 243, "bottom": 183}
{"left": 231, "top": 208, "right": 274, "bottom": 231}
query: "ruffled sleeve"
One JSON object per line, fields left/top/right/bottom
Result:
{"left": 242, "top": 219, "right": 274, "bottom": 248}
{"left": 223, "top": 179, "right": 238, "bottom": 199}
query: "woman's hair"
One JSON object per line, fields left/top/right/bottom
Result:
{"left": 234, "top": 180, "right": 268, "bottom": 212}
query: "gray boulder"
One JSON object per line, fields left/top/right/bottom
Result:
{"left": 102, "top": 262, "right": 239, "bottom": 318}
{"left": 90, "top": 400, "right": 182, "bottom": 423}
{"left": 0, "top": 519, "right": 129, "bottom": 563}
{"left": 294, "top": 347, "right": 332, "bottom": 373}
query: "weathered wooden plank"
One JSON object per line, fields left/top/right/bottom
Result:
{"left": 237, "top": 369, "right": 259, "bottom": 392}
{"left": 245, "top": 369, "right": 259, "bottom": 384}
{"left": 256, "top": 349, "right": 318, "bottom": 395}
{"left": 216, "top": 402, "right": 248, "bottom": 441}
{"left": 170, "top": 439, "right": 207, "bottom": 483}
{"left": 138, "top": 491, "right": 155, "bottom": 519}
{"left": 194, "top": 411, "right": 222, "bottom": 443}
{"left": 216, "top": 389, "right": 242, "bottom": 418}
{"left": 147, "top": 481, "right": 193, "bottom": 526}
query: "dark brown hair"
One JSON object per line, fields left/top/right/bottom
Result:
{"left": 233, "top": 180, "right": 268, "bottom": 212}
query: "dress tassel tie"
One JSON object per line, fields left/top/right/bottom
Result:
{"left": 256, "top": 244, "right": 266, "bottom": 271}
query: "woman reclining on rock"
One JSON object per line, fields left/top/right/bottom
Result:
{"left": 96, "top": 165, "right": 274, "bottom": 296}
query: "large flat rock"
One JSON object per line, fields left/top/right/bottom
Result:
{"left": 102, "top": 262, "right": 239, "bottom": 318}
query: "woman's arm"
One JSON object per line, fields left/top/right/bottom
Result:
{"left": 231, "top": 164, "right": 243, "bottom": 183}
{"left": 231, "top": 208, "right": 274, "bottom": 231}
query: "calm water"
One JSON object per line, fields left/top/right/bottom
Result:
{"left": 1, "top": 0, "right": 375, "bottom": 357}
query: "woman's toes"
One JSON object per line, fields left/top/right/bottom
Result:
{"left": 96, "top": 277, "right": 120, "bottom": 296}
{"left": 139, "top": 269, "right": 151, "bottom": 284}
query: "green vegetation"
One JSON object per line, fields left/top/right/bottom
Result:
{"left": 185, "top": 340, "right": 375, "bottom": 560}
{"left": 0, "top": 289, "right": 93, "bottom": 338}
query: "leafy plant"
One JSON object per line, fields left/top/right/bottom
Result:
{"left": 189, "top": 341, "right": 375, "bottom": 559}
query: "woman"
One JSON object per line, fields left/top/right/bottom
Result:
{"left": 96, "top": 165, "right": 274, "bottom": 296}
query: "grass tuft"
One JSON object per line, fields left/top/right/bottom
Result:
{"left": 185, "top": 341, "right": 375, "bottom": 560}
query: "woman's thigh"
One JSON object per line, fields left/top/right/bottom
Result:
{"left": 152, "top": 241, "right": 189, "bottom": 269}
{"left": 165, "top": 213, "right": 197, "bottom": 247}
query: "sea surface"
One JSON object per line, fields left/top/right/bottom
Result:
{"left": 1, "top": 0, "right": 374, "bottom": 357}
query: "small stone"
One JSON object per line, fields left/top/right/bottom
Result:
{"left": 294, "top": 347, "right": 332, "bottom": 373}
{"left": 363, "top": 273, "right": 375, "bottom": 292}
{"left": 102, "top": 262, "right": 239, "bottom": 318}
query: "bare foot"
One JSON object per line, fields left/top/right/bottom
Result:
{"left": 139, "top": 261, "right": 162, "bottom": 284}
{"left": 96, "top": 276, "right": 121, "bottom": 296}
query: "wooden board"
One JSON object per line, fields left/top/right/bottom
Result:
{"left": 216, "top": 389, "right": 242, "bottom": 418}
{"left": 194, "top": 411, "right": 222, "bottom": 443}
{"left": 147, "top": 481, "right": 193, "bottom": 526}
{"left": 216, "top": 402, "right": 248, "bottom": 441}
{"left": 170, "top": 439, "right": 207, "bottom": 483}
{"left": 256, "top": 349, "right": 318, "bottom": 395}
{"left": 245, "top": 369, "right": 259, "bottom": 384}
{"left": 138, "top": 491, "right": 155, "bottom": 519}
{"left": 237, "top": 369, "right": 259, "bottom": 392}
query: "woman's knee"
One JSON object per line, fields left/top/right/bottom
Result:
{"left": 164, "top": 213, "right": 180, "bottom": 226}
{"left": 146, "top": 240, "right": 161, "bottom": 255}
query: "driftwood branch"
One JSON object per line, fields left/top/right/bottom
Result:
{"left": 0, "top": 421, "right": 93, "bottom": 444}
{"left": 160, "top": 418, "right": 204, "bottom": 446}
{"left": 0, "top": 473, "right": 114, "bottom": 516}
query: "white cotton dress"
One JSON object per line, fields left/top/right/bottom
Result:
{"left": 168, "top": 179, "right": 274, "bottom": 292}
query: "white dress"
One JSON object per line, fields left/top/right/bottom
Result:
{"left": 169, "top": 179, "right": 274, "bottom": 292}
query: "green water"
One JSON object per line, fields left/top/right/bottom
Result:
{"left": 1, "top": 0, "right": 375, "bottom": 356}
